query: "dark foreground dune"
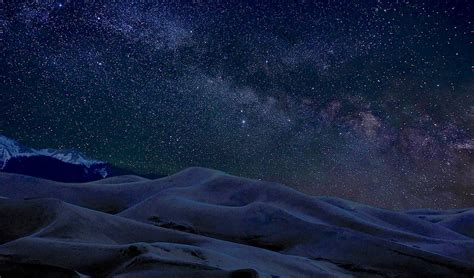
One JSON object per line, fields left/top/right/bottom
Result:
{"left": 0, "top": 167, "right": 473, "bottom": 277}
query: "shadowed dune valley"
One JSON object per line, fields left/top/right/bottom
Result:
{"left": 0, "top": 167, "right": 473, "bottom": 277}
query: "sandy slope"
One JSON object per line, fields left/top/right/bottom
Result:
{"left": 0, "top": 167, "right": 473, "bottom": 277}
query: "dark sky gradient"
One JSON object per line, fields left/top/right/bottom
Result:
{"left": 1, "top": 0, "right": 473, "bottom": 209}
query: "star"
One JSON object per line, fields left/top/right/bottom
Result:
{"left": 1, "top": 0, "right": 472, "bottom": 209}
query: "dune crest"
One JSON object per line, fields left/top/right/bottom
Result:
{"left": 0, "top": 168, "right": 473, "bottom": 277}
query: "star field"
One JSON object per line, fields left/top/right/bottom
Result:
{"left": 1, "top": 0, "right": 473, "bottom": 209}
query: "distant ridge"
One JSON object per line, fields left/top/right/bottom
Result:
{"left": 0, "top": 135, "right": 165, "bottom": 182}
{"left": 0, "top": 135, "right": 109, "bottom": 182}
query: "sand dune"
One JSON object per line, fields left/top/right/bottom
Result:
{"left": 0, "top": 167, "right": 473, "bottom": 277}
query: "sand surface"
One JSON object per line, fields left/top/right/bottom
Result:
{"left": 0, "top": 167, "right": 473, "bottom": 277}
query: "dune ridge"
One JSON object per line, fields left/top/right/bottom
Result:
{"left": 0, "top": 167, "right": 473, "bottom": 277}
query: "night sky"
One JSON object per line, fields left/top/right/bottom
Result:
{"left": 1, "top": 0, "right": 473, "bottom": 209}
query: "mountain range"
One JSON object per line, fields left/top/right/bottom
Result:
{"left": 0, "top": 135, "right": 109, "bottom": 182}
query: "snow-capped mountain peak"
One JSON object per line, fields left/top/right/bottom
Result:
{"left": 0, "top": 135, "right": 108, "bottom": 180}
{"left": 0, "top": 135, "right": 27, "bottom": 169}
{"left": 37, "top": 148, "right": 103, "bottom": 168}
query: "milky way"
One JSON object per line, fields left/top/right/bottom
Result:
{"left": 1, "top": 0, "right": 473, "bottom": 209}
